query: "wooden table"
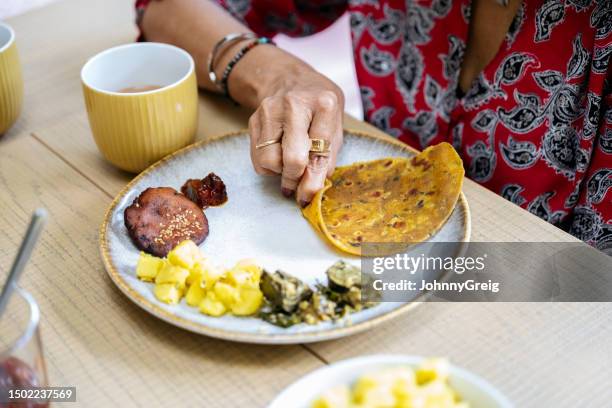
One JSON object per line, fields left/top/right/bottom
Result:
{"left": 1, "top": 0, "right": 610, "bottom": 406}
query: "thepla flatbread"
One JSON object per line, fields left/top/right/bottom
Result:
{"left": 302, "top": 142, "right": 464, "bottom": 255}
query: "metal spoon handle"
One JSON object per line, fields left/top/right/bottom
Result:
{"left": 0, "top": 208, "right": 48, "bottom": 316}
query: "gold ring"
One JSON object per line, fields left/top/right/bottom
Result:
{"left": 309, "top": 138, "right": 331, "bottom": 154}
{"left": 255, "top": 137, "right": 281, "bottom": 150}
{"left": 309, "top": 151, "right": 330, "bottom": 158}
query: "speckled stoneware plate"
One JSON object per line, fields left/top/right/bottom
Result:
{"left": 100, "top": 130, "right": 471, "bottom": 344}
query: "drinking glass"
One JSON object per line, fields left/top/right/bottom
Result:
{"left": 0, "top": 287, "right": 48, "bottom": 408}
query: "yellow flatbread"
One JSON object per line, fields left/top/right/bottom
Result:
{"left": 302, "top": 142, "right": 464, "bottom": 255}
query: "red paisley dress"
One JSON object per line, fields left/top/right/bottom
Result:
{"left": 136, "top": 0, "right": 612, "bottom": 253}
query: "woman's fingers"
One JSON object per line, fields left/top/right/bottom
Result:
{"left": 327, "top": 128, "right": 343, "bottom": 177}
{"left": 248, "top": 83, "right": 344, "bottom": 201}
{"left": 296, "top": 90, "right": 340, "bottom": 204}
{"left": 297, "top": 155, "right": 329, "bottom": 207}
{"left": 248, "top": 113, "right": 274, "bottom": 175}
{"left": 280, "top": 94, "right": 311, "bottom": 195}
{"left": 250, "top": 97, "right": 283, "bottom": 175}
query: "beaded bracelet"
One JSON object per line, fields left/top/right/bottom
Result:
{"left": 220, "top": 37, "right": 275, "bottom": 103}
{"left": 207, "top": 33, "right": 257, "bottom": 87}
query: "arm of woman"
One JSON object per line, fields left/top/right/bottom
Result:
{"left": 140, "top": 0, "right": 345, "bottom": 205}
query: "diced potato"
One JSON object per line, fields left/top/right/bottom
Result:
{"left": 230, "top": 287, "right": 263, "bottom": 316}
{"left": 235, "top": 258, "right": 258, "bottom": 268}
{"left": 416, "top": 358, "right": 449, "bottom": 385}
{"left": 234, "top": 259, "right": 262, "bottom": 280}
{"left": 226, "top": 268, "right": 255, "bottom": 287}
{"left": 167, "top": 240, "right": 203, "bottom": 269}
{"left": 154, "top": 283, "right": 182, "bottom": 305}
{"left": 156, "top": 263, "right": 190, "bottom": 290}
{"left": 199, "top": 291, "right": 226, "bottom": 317}
{"left": 203, "top": 266, "right": 225, "bottom": 289}
{"left": 214, "top": 281, "right": 239, "bottom": 307}
{"left": 227, "top": 261, "right": 262, "bottom": 289}
{"left": 311, "top": 386, "right": 351, "bottom": 408}
{"left": 186, "top": 264, "right": 202, "bottom": 287}
{"left": 185, "top": 278, "right": 206, "bottom": 307}
{"left": 139, "top": 253, "right": 265, "bottom": 319}
{"left": 190, "top": 260, "right": 224, "bottom": 289}
{"left": 135, "top": 252, "right": 165, "bottom": 282}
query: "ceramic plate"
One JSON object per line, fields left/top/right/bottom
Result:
{"left": 100, "top": 130, "right": 471, "bottom": 344}
{"left": 268, "top": 355, "right": 512, "bottom": 407}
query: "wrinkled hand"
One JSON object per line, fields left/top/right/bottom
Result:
{"left": 248, "top": 67, "right": 344, "bottom": 207}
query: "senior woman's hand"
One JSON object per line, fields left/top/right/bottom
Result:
{"left": 247, "top": 63, "right": 344, "bottom": 206}
{"left": 141, "top": 0, "right": 344, "bottom": 207}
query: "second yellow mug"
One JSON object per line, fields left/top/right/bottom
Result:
{"left": 81, "top": 43, "right": 198, "bottom": 173}
{"left": 0, "top": 22, "right": 23, "bottom": 136}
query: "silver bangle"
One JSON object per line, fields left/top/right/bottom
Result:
{"left": 207, "top": 33, "right": 256, "bottom": 88}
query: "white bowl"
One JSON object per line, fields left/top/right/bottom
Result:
{"left": 269, "top": 355, "right": 513, "bottom": 408}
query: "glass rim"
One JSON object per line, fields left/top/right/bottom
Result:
{"left": 0, "top": 286, "right": 40, "bottom": 360}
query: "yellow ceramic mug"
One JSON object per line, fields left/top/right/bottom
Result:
{"left": 81, "top": 43, "right": 198, "bottom": 173}
{"left": 0, "top": 22, "right": 23, "bottom": 136}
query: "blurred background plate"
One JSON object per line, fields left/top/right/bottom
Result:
{"left": 268, "top": 354, "right": 512, "bottom": 408}
{"left": 100, "top": 130, "right": 470, "bottom": 344}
